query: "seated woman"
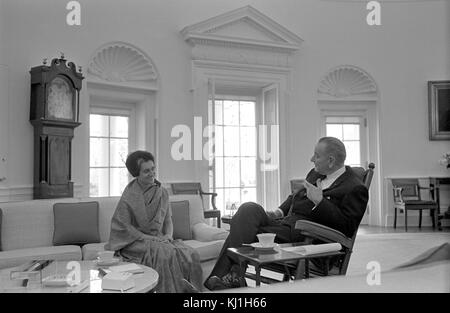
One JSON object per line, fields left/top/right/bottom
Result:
{"left": 105, "top": 150, "right": 203, "bottom": 293}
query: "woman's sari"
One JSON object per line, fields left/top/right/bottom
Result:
{"left": 105, "top": 179, "right": 203, "bottom": 293}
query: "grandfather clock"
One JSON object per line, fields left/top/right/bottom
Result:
{"left": 29, "top": 54, "right": 84, "bottom": 199}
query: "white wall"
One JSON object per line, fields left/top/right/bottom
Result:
{"left": 0, "top": 0, "right": 449, "bottom": 225}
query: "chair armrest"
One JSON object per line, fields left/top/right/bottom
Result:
{"left": 204, "top": 209, "right": 220, "bottom": 219}
{"left": 192, "top": 223, "right": 229, "bottom": 242}
{"left": 204, "top": 209, "right": 221, "bottom": 228}
{"left": 295, "top": 220, "right": 353, "bottom": 249}
{"left": 200, "top": 191, "right": 218, "bottom": 210}
{"left": 393, "top": 187, "right": 405, "bottom": 204}
{"left": 201, "top": 191, "right": 218, "bottom": 196}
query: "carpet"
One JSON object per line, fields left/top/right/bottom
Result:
{"left": 348, "top": 232, "right": 450, "bottom": 275}
{"left": 217, "top": 232, "right": 450, "bottom": 292}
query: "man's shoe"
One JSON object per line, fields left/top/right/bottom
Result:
{"left": 222, "top": 273, "right": 246, "bottom": 288}
{"left": 204, "top": 276, "right": 229, "bottom": 291}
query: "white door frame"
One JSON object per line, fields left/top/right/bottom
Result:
{"left": 191, "top": 60, "right": 292, "bottom": 201}
{"left": 319, "top": 101, "right": 380, "bottom": 226}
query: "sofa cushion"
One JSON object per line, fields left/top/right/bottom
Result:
{"left": 0, "top": 245, "right": 82, "bottom": 269}
{"left": 192, "top": 223, "right": 228, "bottom": 242}
{"left": 79, "top": 197, "right": 120, "bottom": 242}
{"left": 82, "top": 242, "right": 107, "bottom": 260}
{"left": 168, "top": 194, "right": 205, "bottom": 226}
{"left": 183, "top": 239, "right": 225, "bottom": 262}
{"left": 82, "top": 239, "right": 225, "bottom": 263}
{"left": 0, "top": 198, "right": 81, "bottom": 251}
{"left": 170, "top": 200, "right": 192, "bottom": 240}
{"left": 53, "top": 201, "right": 100, "bottom": 246}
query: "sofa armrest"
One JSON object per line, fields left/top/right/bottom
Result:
{"left": 295, "top": 220, "right": 352, "bottom": 249}
{"left": 192, "top": 223, "right": 228, "bottom": 242}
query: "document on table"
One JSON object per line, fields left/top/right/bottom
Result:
{"left": 281, "top": 243, "right": 342, "bottom": 255}
{"left": 108, "top": 263, "right": 144, "bottom": 274}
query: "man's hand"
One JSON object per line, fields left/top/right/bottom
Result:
{"left": 303, "top": 180, "right": 323, "bottom": 205}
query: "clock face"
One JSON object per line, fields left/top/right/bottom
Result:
{"left": 47, "top": 77, "right": 74, "bottom": 120}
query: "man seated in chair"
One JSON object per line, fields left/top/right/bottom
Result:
{"left": 204, "top": 137, "right": 369, "bottom": 290}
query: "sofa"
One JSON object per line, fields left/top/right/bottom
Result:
{"left": 0, "top": 192, "right": 228, "bottom": 282}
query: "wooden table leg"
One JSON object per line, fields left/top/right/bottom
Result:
{"left": 255, "top": 265, "right": 261, "bottom": 287}
{"left": 305, "top": 259, "right": 310, "bottom": 279}
{"left": 238, "top": 260, "right": 248, "bottom": 287}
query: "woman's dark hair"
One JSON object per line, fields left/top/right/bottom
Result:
{"left": 125, "top": 150, "right": 155, "bottom": 177}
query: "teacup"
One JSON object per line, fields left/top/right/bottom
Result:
{"left": 97, "top": 250, "right": 115, "bottom": 262}
{"left": 256, "top": 233, "right": 276, "bottom": 247}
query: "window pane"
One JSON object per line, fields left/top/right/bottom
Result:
{"left": 90, "top": 168, "right": 109, "bottom": 197}
{"left": 241, "top": 187, "right": 256, "bottom": 204}
{"left": 326, "top": 124, "right": 343, "bottom": 140}
{"left": 110, "top": 116, "right": 128, "bottom": 138}
{"left": 344, "top": 141, "right": 361, "bottom": 166}
{"left": 240, "top": 127, "right": 256, "bottom": 157}
{"left": 224, "top": 188, "right": 240, "bottom": 214}
{"left": 90, "top": 114, "right": 108, "bottom": 137}
{"left": 214, "top": 100, "right": 223, "bottom": 125}
{"left": 110, "top": 139, "right": 128, "bottom": 167}
{"left": 343, "top": 124, "right": 359, "bottom": 140}
{"left": 90, "top": 138, "right": 109, "bottom": 167}
{"left": 215, "top": 188, "right": 224, "bottom": 213}
{"left": 215, "top": 157, "right": 224, "bottom": 188}
{"left": 110, "top": 167, "right": 129, "bottom": 196}
{"left": 240, "top": 101, "right": 255, "bottom": 126}
{"left": 224, "top": 157, "right": 240, "bottom": 187}
{"left": 214, "top": 126, "right": 223, "bottom": 157}
{"left": 223, "top": 126, "right": 239, "bottom": 156}
{"left": 223, "top": 100, "right": 239, "bottom": 126}
{"left": 241, "top": 157, "right": 256, "bottom": 187}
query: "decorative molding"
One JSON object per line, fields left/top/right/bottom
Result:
{"left": 0, "top": 184, "right": 83, "bottom": 202}
{"left": 87, "top": 42, "right": 158, "bottom": 88}
{"left": 318, "top": 65, "right": 378, "bottom": 98}
{"left": 181, "top": 6, "right": 303, "bottom": 66}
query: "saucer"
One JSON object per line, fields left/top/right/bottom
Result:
{"left": 249, "top": 242, "right": 278, "bottom": 251}
{"left": 95, "top": 257, "right": 120, "bottom": 266}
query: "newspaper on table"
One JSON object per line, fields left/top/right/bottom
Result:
{"left": 281, "top": 243, "right": 342, "bottom": 255}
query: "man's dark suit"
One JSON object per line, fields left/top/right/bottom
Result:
{"left": 208, "top": 166, "right": 369, "bottom": 278}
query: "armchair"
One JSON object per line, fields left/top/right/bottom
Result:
{"left": 170, "top": 182, "right": 221, "bottom": 228}
{"left": 249, "top": 163, "right": 375, "bottom": 283}
{"left": 392, "top": 179, "right": 438, "bottom": 231}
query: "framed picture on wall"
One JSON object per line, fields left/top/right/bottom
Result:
{"left": 428, "top": 80, "right": 450, "bottom": 140}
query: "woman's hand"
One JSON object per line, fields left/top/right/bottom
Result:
{"left": 143, "top": 234, "right": 172, "bottom": 243}
{"left": 160, "top": 234, "right": 173, "bottom": 243}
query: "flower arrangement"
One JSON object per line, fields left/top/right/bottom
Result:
{"left": 438, "top": 152, "right": 450, "bottom": 168}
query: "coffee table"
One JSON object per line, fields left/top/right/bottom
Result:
{"left": 227, "top": 243, "right": 344, "bottom": 287}
{"left": 0, "top": 260, "right": 158, "bottom": 293}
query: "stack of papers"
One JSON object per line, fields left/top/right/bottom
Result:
{"left": 281, "top": 243, "right": 342, "bottom": 255}
{"left": 108, "top": 263, "right": 144, "bottom": 274}
{"left": 101, "top": 272, "right": 135, "bottom": 291}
